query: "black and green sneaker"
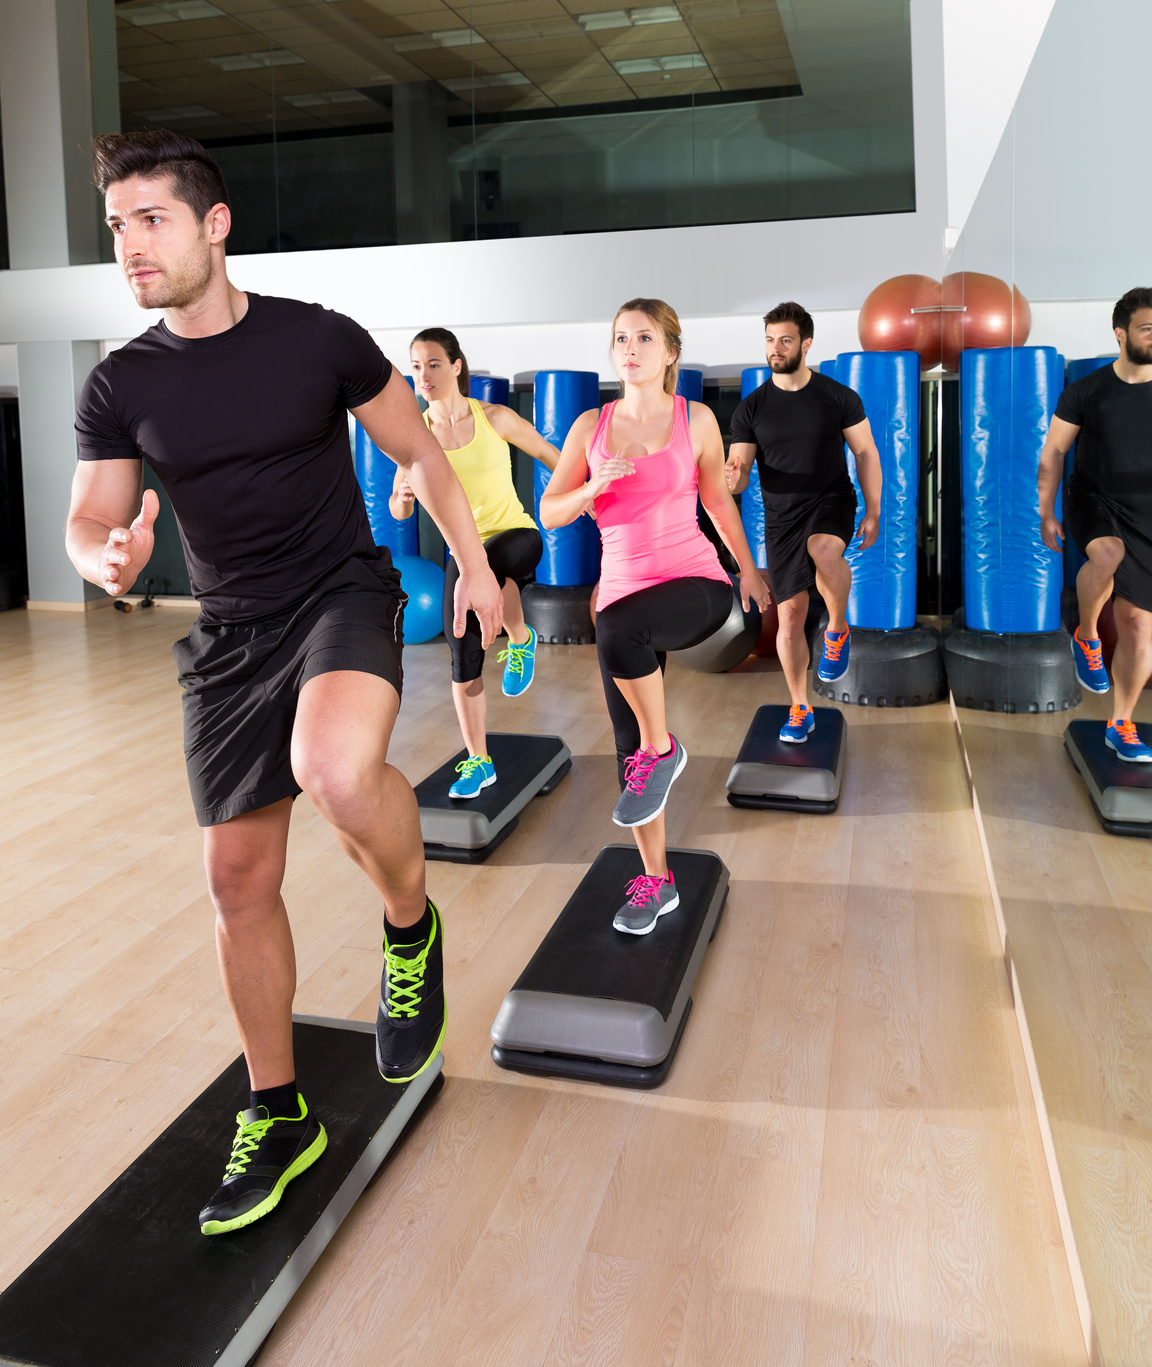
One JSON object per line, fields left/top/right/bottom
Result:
{"left": 376, "top": 899, "right": 447, "bottom": 1083}
{"left": 198, "top": 1094, "right": 327, "bottom": 1236}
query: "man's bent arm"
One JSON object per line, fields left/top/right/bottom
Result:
{"left": 66, "top": 457, "right": 154, "bottom": 595}
{"left": 1038, "top": 415, "right": 1079, "bottom": 517}
{"left": 351, "top": 369, "right": 502, "bottom": 641}
{"left": 725, "top": 441, "right": 757, "bottom": 496}
{"left": 843, "top": 419, "right": 883, "bottom": 516}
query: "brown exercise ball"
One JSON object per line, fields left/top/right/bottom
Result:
{"left": 857, "top": 274, "right": 942, "bottom": 370}
{"left": 941, "top": 272, "right": 1031, "bottom": 371}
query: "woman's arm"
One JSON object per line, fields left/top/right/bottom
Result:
{"left": 539, "top": 409, "right": 633, "bottom": 528}
{"left": 484, "top": 403, "right": 561, "bottom": 472}
{"left": 692, "top": 403, "right": 771, "bottom": 611}
{"left": 387, "top": 462, "right": 417, "bottom": 521}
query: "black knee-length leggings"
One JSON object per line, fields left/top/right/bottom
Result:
{"left": 443, "top": 526, "right": 543, "bottom": 683}
{"left": 596, "top": 576, "right": 733, "bottom": 788}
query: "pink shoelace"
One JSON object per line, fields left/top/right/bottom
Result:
{"left": 625, "top": 874, "right": 666, "bottom": 907}
{"left": 622, "top": 746, "right": 661, "bottom": 796}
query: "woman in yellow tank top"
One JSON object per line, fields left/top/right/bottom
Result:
{"left": 390, "top": 328, "right": 559, "bottom": 799}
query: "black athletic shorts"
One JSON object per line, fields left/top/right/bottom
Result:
{"left": 1066, "top": 486, "right": 1152, "bottom": 614}
{"left": 173, "top": 554, "right": 406, "bottom": 827}
{"left": 763, "top": 487, "right": 858, "bottom": 604}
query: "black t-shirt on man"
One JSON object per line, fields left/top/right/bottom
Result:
{"left": 1055, "top": 362, "right": 1152, "bottom": 513}
{"left": 729, "top": 369, "right": 865, "bottom": 525}
{"left": 75, "top": 292, "right": 392, "bottom": 622}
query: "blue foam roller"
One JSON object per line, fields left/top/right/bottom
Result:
{"left": 470, "top": 375, "right": 510, "bottom": 405}
{"left": 961, "top": 346, "right": 1065, "bottom": 633}
{"left": 834, "top": 352, "right": 919, "bottom": 630}
{"left": 1062, "top": 357, "right": 1114, "bottom": 585}
{"left": 534, "top": 371, "right": 602, "bottom": 586}
{"left": 676, "top": 368, "right": 703, "bottom": 402}
{"left": 353, "top": 422, "right": 419, "bottom": 559}
{"left": 392, "top": 554, "right": 445, "bottom": 644}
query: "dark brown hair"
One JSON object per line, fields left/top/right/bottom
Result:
{"left": 612, "top": 297, "right": 682, "bottom": 396}
{"left": 411, "top": 327, "right": 470, "bottom": 396}
{"left": 763, "top": 300, "right": 814, "bottom": 342}
{"left": 93, "top": 130, "right": 230, "bottom": 221}
{"left": 1113, "top": 287, "right": 1152, "bottom": 334}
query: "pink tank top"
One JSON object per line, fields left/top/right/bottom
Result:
{"left": 589, "top": 395, "right": 729, "bottom": 611}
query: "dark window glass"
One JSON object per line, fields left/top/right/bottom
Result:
{"left": 113, "top": 0, "right": 913, "bottom": 250}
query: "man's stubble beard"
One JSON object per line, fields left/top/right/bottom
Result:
{"left": 769, "top": 352, "right": 803, "bottom": 375}
{"left": 130, "top": 240, "right": 213, "bottom": 311}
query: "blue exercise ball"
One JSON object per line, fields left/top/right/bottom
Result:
{"left": 393, "top": 555, "right": 445, "bottom": 644}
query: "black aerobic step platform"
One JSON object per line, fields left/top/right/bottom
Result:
{"left": 490, "top": 844, "right": 729, "bottom": 1089}
{"left": 0, "top": 1018, "right": 443, "bottom": 1367}
{"left": 415, "top": 732, "right": 572, "bottom": 863}
{"left": 726, "top": 704, "right": 846, "bottom": 813}
{"left": 1064, "top": 719, "right": 1152, "bottom": 837}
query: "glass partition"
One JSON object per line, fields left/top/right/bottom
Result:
{"left": 112, "top": 0, "right": 914, "bottom": 251}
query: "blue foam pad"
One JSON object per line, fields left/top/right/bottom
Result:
{"left": 533, "top": 371, "right": 602, "bottom": 587}
{"left": 353, "top": 421, "right": 419, "bottom": 559}
{"left": 470, "top": 375, "right": 510, "bottom": 405}
{"left": 961, "top": 346, "right": 1065, "bottom": 633}
{"left": 833, "top": 351, "right": 920, "bottom": 630}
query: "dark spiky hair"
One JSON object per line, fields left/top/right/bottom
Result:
{"left": 93, "top": 130, "right": 229, "bottom": 222}
{"left": 763, "top": 300, "right": 814, "bottom": 342}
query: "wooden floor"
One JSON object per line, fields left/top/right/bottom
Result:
{"left": 956, "top": 690, "right": 1152, "bottom": 1367}
{"left": 0, "top": 605, "right": 1087, "bottom": 1366}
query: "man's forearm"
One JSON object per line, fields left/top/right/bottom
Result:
{"left": 405, "top": 450, "right": 489, "bottom": 569}
{"left": 66, "top": 518, "right": 116, "bottom": 587}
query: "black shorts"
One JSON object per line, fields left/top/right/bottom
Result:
{"left": 763, "top": 487, "right": 858, "bottom": 604}
{"left": 1066, "top": 486, "right": 1152, "bottom": 614}
{"left": 174, "top": 555, "right": 406, "bottom": 827}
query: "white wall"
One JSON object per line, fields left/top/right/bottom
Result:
{"left": 952, "top": 0, "right": 1150, "bottom": 302}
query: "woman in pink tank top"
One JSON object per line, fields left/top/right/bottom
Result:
{"left": 541, "top": 298, "right": 769, "bottom": 934}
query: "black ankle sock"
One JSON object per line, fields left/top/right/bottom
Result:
{"left": 386, "top": 898, "right": 433, "bottom": 947}
{"left": 659, "top": 741, "right": 674, "bottom": 758}
{"left": 250, "top": 1080, "right": 299, "bottom": 1117}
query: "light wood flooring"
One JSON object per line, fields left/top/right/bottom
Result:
{"left": 0, "top": 605, "right": 1087, "bottom": 1365}
{"left": 956, "top": 690, "right": 1152, "bottom": 1367}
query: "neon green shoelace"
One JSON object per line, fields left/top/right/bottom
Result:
{"left": 454, "top": 755, "right": 490, "bottom": 780}
{"left": 384, "top": 935, "right": 432, "bottom": 1019}
{"left": 497, "top": 636, "right": 532, "bottom": 677}
{"left": 223, "top": 1112, "right": 275, "bottom": 1178}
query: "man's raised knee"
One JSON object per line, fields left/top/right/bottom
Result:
{"left": 294, "top": 749, "right": 371, "bottom": 824}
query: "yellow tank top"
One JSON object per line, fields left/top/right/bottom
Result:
{"left": 427, "top": 398, "right": 536, "bottom": 541}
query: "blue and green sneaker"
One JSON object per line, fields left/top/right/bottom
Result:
{"left": 199, "top": 1094, "right": 326, "bottom": 1235}
{"left": 499, "top": 625, "right": 537, "bottom": 698}
{"left": 449, "top": 754, "right": 495, "bottom": 799}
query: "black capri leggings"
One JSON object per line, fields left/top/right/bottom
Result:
{"left": 596, "top": 576, "right": 733, "bottom": 787}
{"left": 443, "top": 526, "right": 543, "bottom": 683}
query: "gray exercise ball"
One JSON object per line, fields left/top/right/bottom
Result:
{"left": 671, "top": 584, "right": 761, "bottom": 673}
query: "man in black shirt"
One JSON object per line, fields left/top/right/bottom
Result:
{"left": 66, "top": 131, "right": 503, "bottom": 1234}
{"left": 725, "top": 301, "right": 881, "bottom": 742}
{"left": 1039, "top": 286, "right": 1152, "bottom": 762}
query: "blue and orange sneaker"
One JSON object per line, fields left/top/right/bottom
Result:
{"left": 817, "top": 628, "right": 851, "bottom": 682}
{"left": 779, "top": 703, "right": 815, "bottom": 743}
{"left": 499, "top": 625, "right": 537, "bottom": 698}
{"left": 1105, "top": 719, "right": 1152, "bottom": 763}
{"left": 449, "top": 754, "right": 495, "bottom": 798}
{"left": 1071, "top": 627, "right": 1109, "bottom": 694}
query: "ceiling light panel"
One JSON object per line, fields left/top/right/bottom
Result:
{"left": 577, "top": 5, "right": 679, "bottom": 31}
{"left": 612, "top": 50, "right": 705, "bottom": 72}
{"left": 282, "top": 88, "right": 371, "bottom": 105}
{"left": 120, "top": 1, "right": 225, "bottom": 26}
{"left": 135, "top": 103, "right": 218, "bottom": 119}
{"left": 208, "top": 49, "right": 306, "bottom": 69}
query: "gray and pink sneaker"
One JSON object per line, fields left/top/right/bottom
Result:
{"left": 612, "top": 872, "right": 680, "bottom": 935}
{"left": 611, "top": 736, "right": 687, "bottom": 828}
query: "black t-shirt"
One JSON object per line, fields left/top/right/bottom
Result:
{"left": 1056, "top": 362, "right": 1152, "bottom": 509}
{"left": 75, "top": 293, "right": 392, "bottom": 622}
{"left": 729, "top": 369, "right": 865, "bottom": 523}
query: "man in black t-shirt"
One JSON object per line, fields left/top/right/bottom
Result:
{"left": 725, "top": 301, "right": 882, "bottom": 742}
{"left": 66, "top": 131, "right": 503, "bottom": 1234}
{"left": 1039, "top": 286, "right": 1152, "bottom": 762}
